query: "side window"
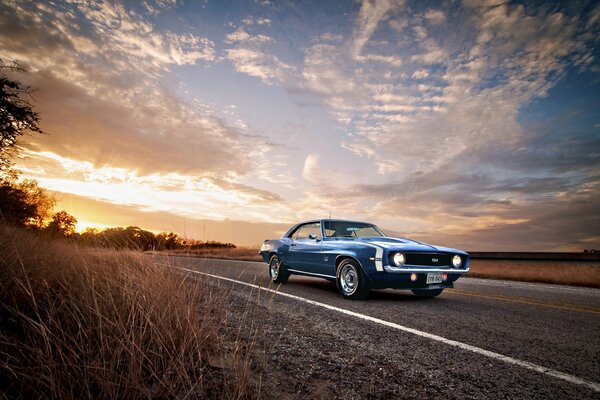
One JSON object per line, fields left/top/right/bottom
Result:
{"left": 290, "top": 222, "right": 322, "bottom": 240}
{"left": 289, "top": 226, "right": 302, "bottom": 240}
{"left": 324, "top": 221, "right": 336, "bottom": 237}
{"left": 290, "top": 227, "right": 301, "bottom": 240}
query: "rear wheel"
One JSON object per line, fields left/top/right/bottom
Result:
{"left": 336, "top": 259, "right": 370, "bottom": 300}
{"left": 411, "top": 288, "right": 444, "bottom": 298}
{"left": 269, "top": 254, "right": 289, "bottom": 284}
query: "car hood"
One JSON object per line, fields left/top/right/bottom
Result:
{"left": 353, "top": 237, "right": 467, "bottom": 255}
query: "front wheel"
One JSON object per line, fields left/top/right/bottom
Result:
{"left": 336, "top": 259, "right": 370, "bottom": 300}
{"left": 411, "top": 288, "right": 444, "bottom": 298}
{"left": 269, "top": 254, "right": 289, "bottom": 284}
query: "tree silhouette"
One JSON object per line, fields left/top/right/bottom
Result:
{"left": 0, "top": 177, "right": 54, "bottom": 227}
{"left": 0, "top": 180, "right": 36, "bottom": 226}
{"left": 0, "top": 59, "right": 43, "bottom": 171}
{"left": 45, "top": 210, "right": 77, "bottom": 237}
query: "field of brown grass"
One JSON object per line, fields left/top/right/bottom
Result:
{"left": 0, "top": 226, "right": 260, "bottom": 399}
{"left": 167, "top": 247, "right": 263, "bottom": 262}
{"left": 468, "top": 259, "right": 600, "bottom": 288}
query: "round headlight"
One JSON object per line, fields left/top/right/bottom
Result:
{"left": 452, "top": 255, "right": 462, "bottom": 268}
{"left": 393, "top": 252, "right": 405, "bottom": 267}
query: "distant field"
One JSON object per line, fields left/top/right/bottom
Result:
{"left": 468, "top": 259, "right": 600, "bottom": 288}
{"left": 167, "top": 247, "right": 263, "bottom": 262}
{"left": 163, "top": 248, "right": 600, "bottom": 288}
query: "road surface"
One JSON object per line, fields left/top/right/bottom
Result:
{"left": 156, "top": 255, "right": 600, "bottom": 399}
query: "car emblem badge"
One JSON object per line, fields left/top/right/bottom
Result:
{"left": 432, "top": 258, "right": 438, "bottom": 263}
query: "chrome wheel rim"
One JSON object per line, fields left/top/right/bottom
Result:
{"left": 270, "top": 258, "right": 279, "bottom": 280}
{"left": 339, "top": 264, "right": 358, "bottom": 295}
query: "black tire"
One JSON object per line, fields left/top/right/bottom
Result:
{"left": 411, "top": 288, "right": 444, "bottom": 298}
{"left": 269, "top": 254, "right": 289, "bottom": 284}
{"left": 336, "top": 258, "right": 370, "bottom": 300}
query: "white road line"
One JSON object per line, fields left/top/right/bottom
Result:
{"left": 176, "top": 266, "right": 600, "bottom": 393}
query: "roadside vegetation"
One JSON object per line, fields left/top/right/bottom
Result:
{"left": 467, "top": 259, "right": 600, "bottom": 288}
{"left": 167, "top": 247, "right": 263, "bottom": 262}
{"left": 0, "top": 226, "right": 261, "bottom": 399}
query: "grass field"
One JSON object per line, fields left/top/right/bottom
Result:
{"left": 170, "top": 247, "right": 263, "bottom": 262}
{"left": 468, "top": 259, "right": 600, "bottom": 288}
{"left": 166, "top": 247, "right": 600, "bottom": 288}
{"left": 0, "top": 226, "right": 260, "bottom": 399}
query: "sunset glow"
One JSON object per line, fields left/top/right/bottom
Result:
{"left": 1, "top": 0, "right": 599, "bottom": 249}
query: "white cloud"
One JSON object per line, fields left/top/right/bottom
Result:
{"left": 224, "top": 21, "right": 294, "bottom": 84}
{"left": 19, "top": 151, "right": 288, "bottom": 223}
{"left": 352, "top": 0, "right": 406, "bottom": 58}
{"left": 355, "top": 53, "right": 403, "bottom": 66}
{"left": 411, "top": 69, "right": 429, "bottom": 79}
{"left": 410, "top": 39, "right": 447, "bottom": 64}
{"left": 243, "top": 17, "right": 272, "bottom": 26}
{"left": 424, "top": 9, "right": 446, "bottom": 25}
{"left": 225, "top": 48, "right": 292, "bottom": 84}
{"left": 302, "top": 154, "right": 321, "bottom": 183}
{"left": 225, "top": 27, "right": 272, "bottom": 43}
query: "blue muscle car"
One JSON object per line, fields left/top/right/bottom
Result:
{"left": 259, "top": 219, "right": 469, "bottom": 300}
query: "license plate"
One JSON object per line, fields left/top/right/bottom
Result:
{"left": 426, "top": 273, "right": 443, "bottom": 284}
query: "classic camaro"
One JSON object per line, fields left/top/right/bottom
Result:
{"left": 259, "top": 219, "right": 469, "bottom": 300}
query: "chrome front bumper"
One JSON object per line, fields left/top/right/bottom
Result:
{"left": 383, "top": 264, "right": 470, "bottom": 274}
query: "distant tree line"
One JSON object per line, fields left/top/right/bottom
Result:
{"left": 78, "top": 226, "right": 236, "bottom": 251}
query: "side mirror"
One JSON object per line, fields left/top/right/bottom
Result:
{"left": 308, "top": 234, "right": 318, "bottom": 240}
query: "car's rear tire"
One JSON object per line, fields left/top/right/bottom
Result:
{"left": 336, "top": 258, "right": 370, "bottom": 300}
{"left": 269, "top": 254, "right": 289, "bottom": 284}
{"left": 411, "top": 288, "right": 444, "bottom": 298}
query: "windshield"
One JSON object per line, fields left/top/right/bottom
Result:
{"left": 323, "top": 221, "right": 385, "bottom": 238}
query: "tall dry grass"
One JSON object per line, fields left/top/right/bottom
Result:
{"left": 0, "top": 226, "right": 258, "bottom": 399}
{"left": 167, "top": 247, "right": 262, "bottom": 262}
{"left": 468, "top": 259, "right": 600, "bottom": 288}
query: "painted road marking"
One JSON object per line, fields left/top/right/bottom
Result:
{"left": 448, "top": 290, "right": 600, "bottom": 314}
{"left": 175, "top": 266, "right": 600, "bottom": 393}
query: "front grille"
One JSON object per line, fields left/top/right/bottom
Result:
{"left": 393, "top": 252, "right": 451, "bottom": 267}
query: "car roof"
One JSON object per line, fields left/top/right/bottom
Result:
{"left": 282, "top": 219, "right": 377, "bottom": 238}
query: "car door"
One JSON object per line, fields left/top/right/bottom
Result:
{"left": 286, "top": 222, "right": 324, "bottom": 274}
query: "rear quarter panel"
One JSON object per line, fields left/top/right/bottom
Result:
{"left": 259, "top": 238, "right": 291, "bottom": 263}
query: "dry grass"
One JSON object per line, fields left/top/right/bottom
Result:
{"left": 169, "top": 247, "right": 262, "bottom": 262}
{"left": 0, "top": 226, "right": 259, "bottom": 399}
{"left": 468, "top": 259, "right": 600, "bottom": 288}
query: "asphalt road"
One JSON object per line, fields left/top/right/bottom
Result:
{"left": 157, "top": 256, "right": 600, "bottom": 399}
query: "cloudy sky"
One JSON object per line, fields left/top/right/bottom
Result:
{"left": 1, "top": 0, "right": 599, "bottom": 250}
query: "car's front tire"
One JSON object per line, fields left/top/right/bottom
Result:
{"left": 269, "top": 254, "right": 289, "bottom": 284}
{"left": 336, "top": 258, "right": 370, "bottom": 300}
{"left": 411, "top": 288, "right": 444, "bottom": 298}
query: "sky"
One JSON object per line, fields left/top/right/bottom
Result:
{"left": 0, "top": 0, "right": 599, "bottom": 250}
